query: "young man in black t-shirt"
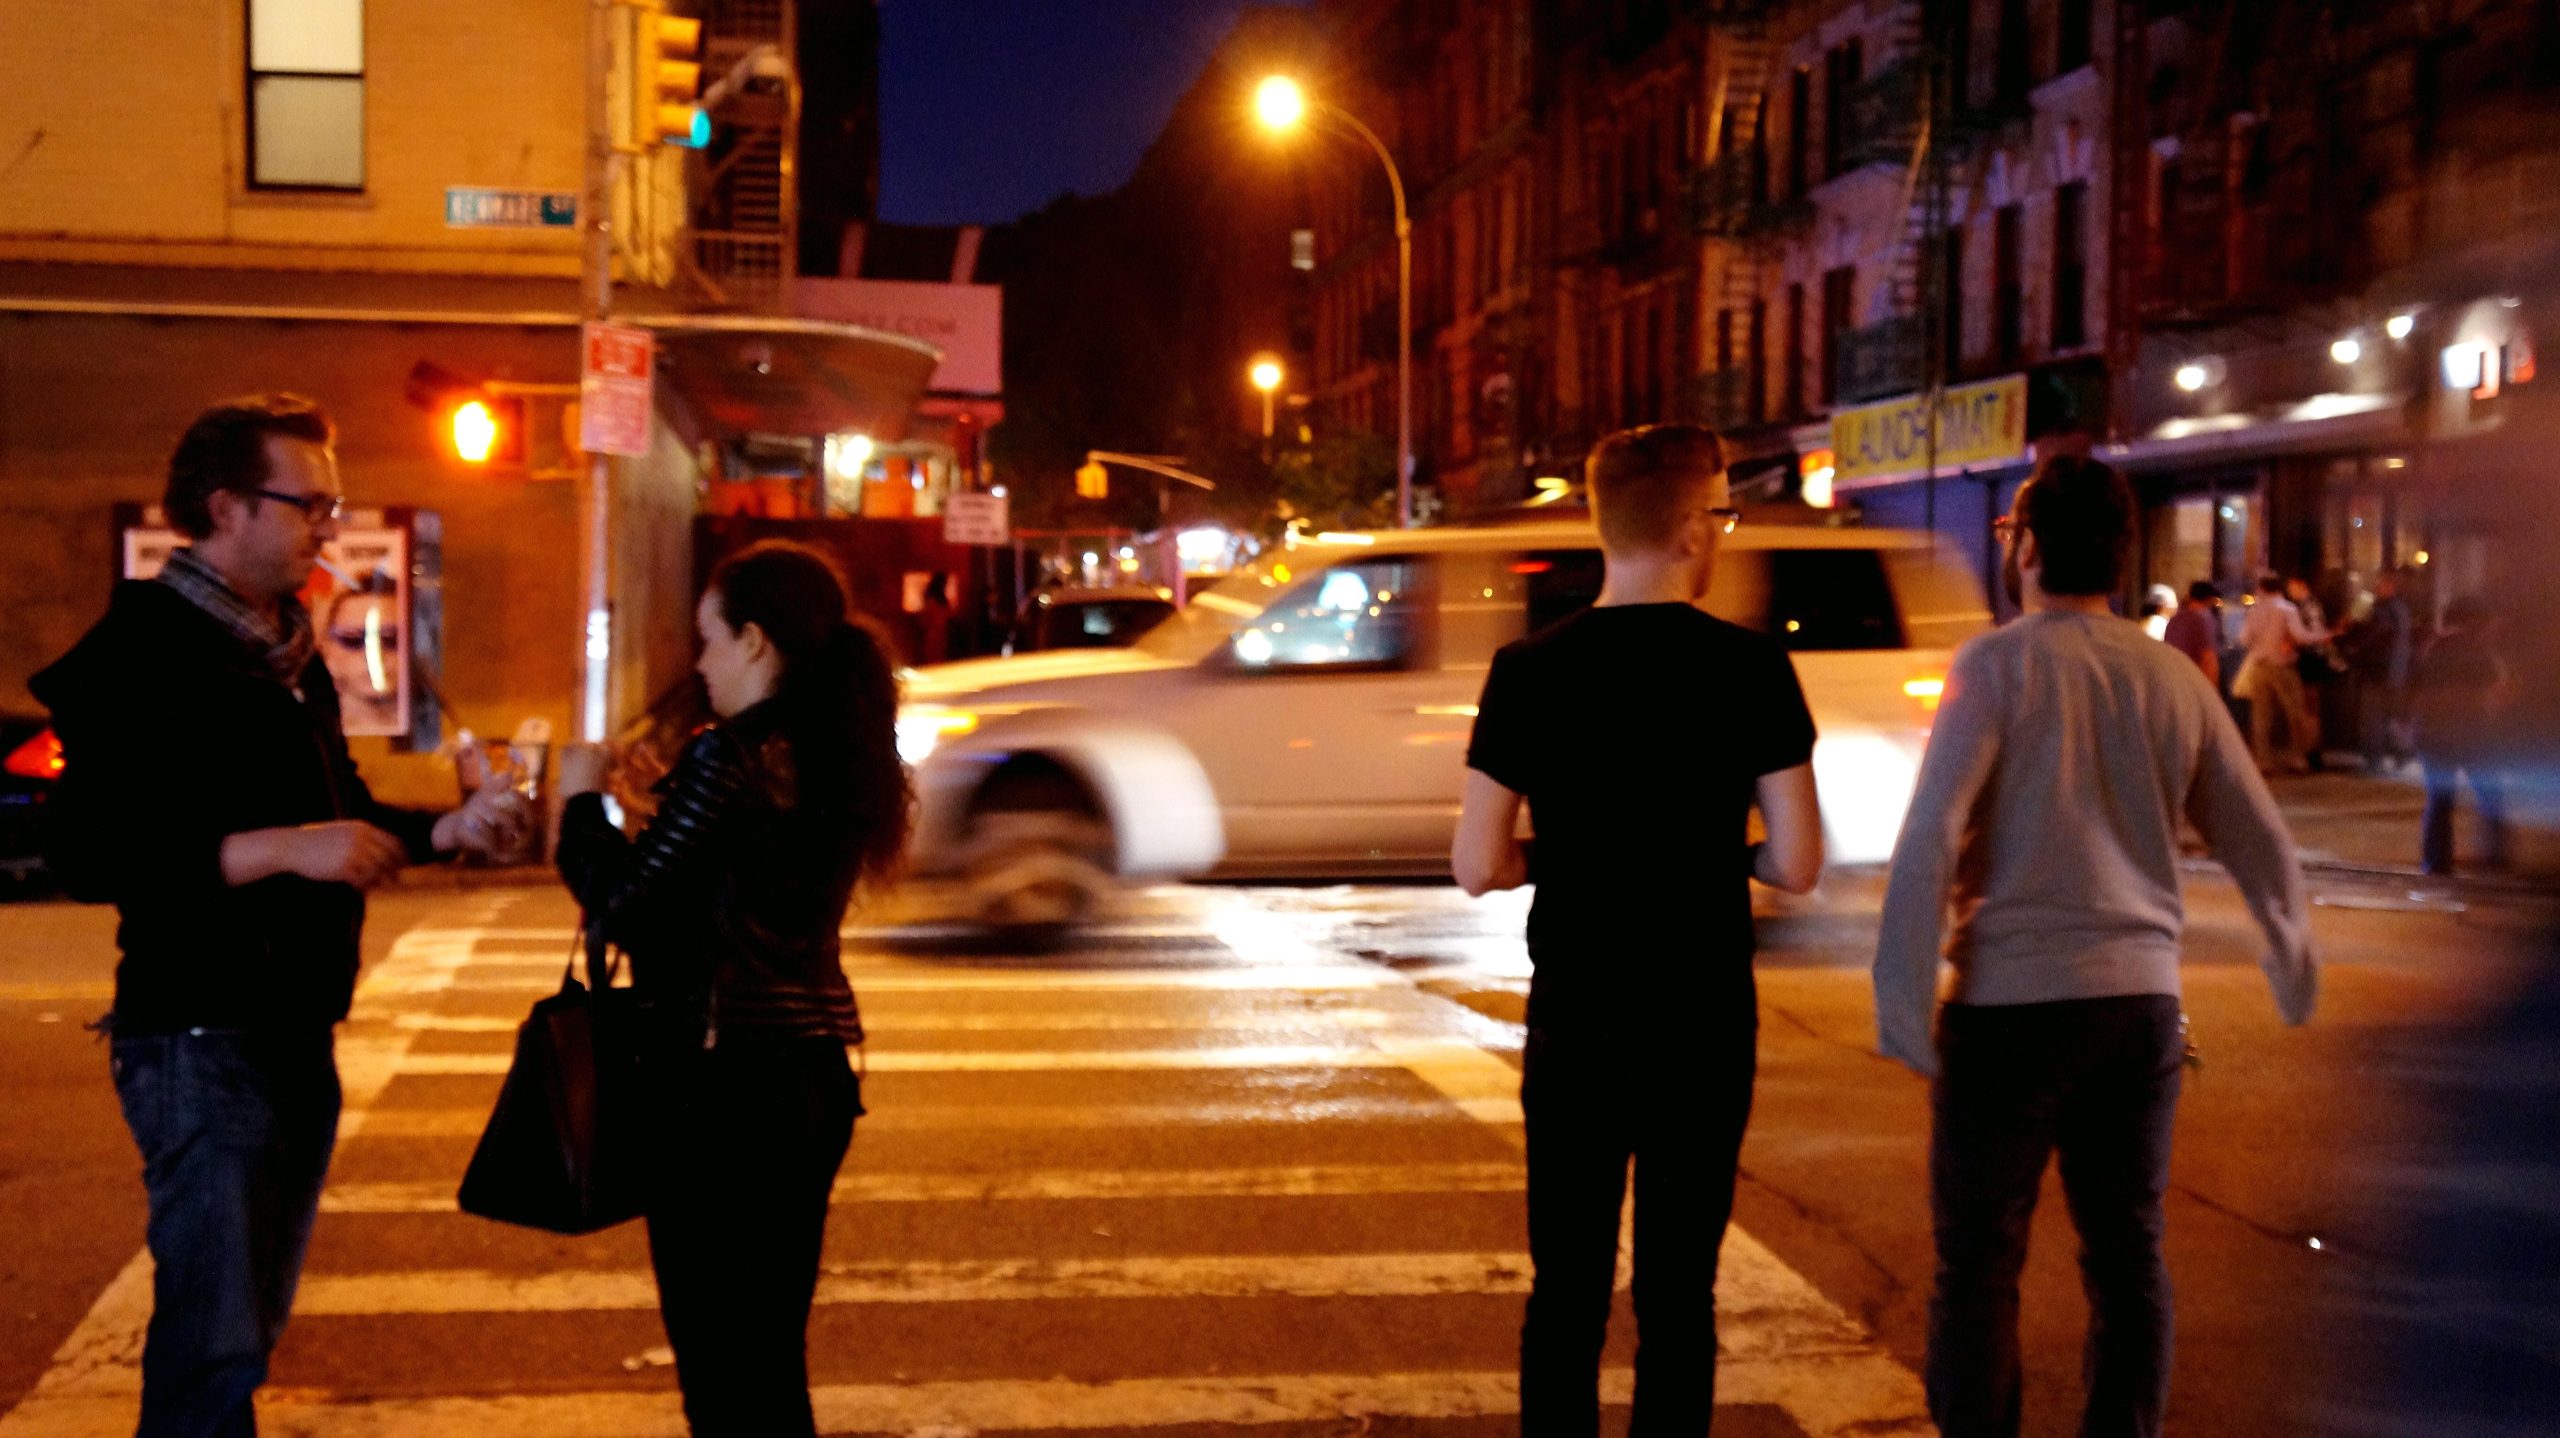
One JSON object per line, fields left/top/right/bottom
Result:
{"left": 1455, "top": 423, "right": 1824, "bottom": 1436}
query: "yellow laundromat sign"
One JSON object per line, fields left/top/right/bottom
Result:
{"left": 1830, "top": 375, "right": 2028, "bottom": 484}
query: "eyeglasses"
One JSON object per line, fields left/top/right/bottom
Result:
{"left": 249, "top": 488, "right": 344, "bottom": 523}
{"left": 1703, "top": 507, "right": 1742, "bottom": 536}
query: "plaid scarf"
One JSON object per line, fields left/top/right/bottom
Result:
{"left": 156, "top": 547, "right": 318, "bottom": 689}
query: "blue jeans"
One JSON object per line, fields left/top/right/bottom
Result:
{"left": 2420, "top": 753, "right": 2510, "bottom": 874}
{"left": 109, "top": 1028, "right": 340, "bottom": 1438}
{"left": 1927, "top": 996, "right": 2185, "bottom": 1438}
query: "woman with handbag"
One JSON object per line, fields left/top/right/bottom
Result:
{"left": 554, "top": 540, "right": 908, "bottom": 1436}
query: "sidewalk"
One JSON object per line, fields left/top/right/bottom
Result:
{"left": 2266, "top": 766, "right": 2560, "bottom": 884}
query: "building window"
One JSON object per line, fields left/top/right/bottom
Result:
{"left": 1820, "top": 265, "right": 1854, "bottom": 408}
{"left": 248, "top": 0, "right": 366, "bottom": 189}
{"left": 1747, "top": 298, "right": 1768, "bottom": 423}
{"left": 1784, "top": 283, "right": 1806, "bottom": 418}
{"left": 2052, "top": 182, "right": 2088, "bottom": 350}
{"left": 1932, "top": 0, "right": 1974, "bottom": 112}
{"left": 1292, "top": 229, "right": 1316, "bottom": 271}
{"left": 1992, "top": 203, "right": 2023, "bottom": 367}
{"left": 1941, "top": 221, "right": 1967, "bottom": 374}
{"left": 1995, "top": 0, "right": 2029, "bottom": 106}
{"left": 1787, "top": 67, "right": 1813, "bottom": 197}
{"left": 1822, "top": 41, "right": 1864, "bottom": 179}
{"left": 2057, "top": 0, "right": 2094, "bottom": 74}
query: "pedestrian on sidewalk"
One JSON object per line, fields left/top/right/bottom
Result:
{"left": 2160, "top": 581, "right": 2224, "bottom": 692}
{"left": 1874, "top": 454, "right": 2318, "bottom": 1438}
{"left": 2233, "top": 573, "right": 2329, "bottom": 772}
{"left": 1453, "top": 423, "right": 1825, "bottom": 1436}
{"left": 2411, "top": 596, "right": 2513, "bottom": 875}
{"left": 2348, "top": 566, "right": 2418, "bottom": 774}
{"left": 554, "top": 540, "right": 909, "bottom": 1437}
{"left": 29, "top": 394, "right": 529, "bottom": 1437}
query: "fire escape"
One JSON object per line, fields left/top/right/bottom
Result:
{"left": 1828, "top": 0, "right": 1949, "bottom": 412}
{"left": 680, "top": 0, "right": 797, "bottom": 313}
{"left": 1682, "top": 0, "right": 1785, "bottom": 431}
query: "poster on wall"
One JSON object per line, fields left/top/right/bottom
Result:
{"left": 121, "top": 523, "right": 414, "bottom": 738}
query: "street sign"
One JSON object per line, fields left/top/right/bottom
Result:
{"left": 444, "top": 187, "right": 578, "bottom": 230}
{"left": 578, "top": 323, "right": 655, "bottom": 457}
{"left": 943, "top": 491, "right": 1010, "bottom": 546}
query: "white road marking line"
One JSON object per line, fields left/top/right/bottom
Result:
{"left": 293, "top": 1250, "right": 1565, "bottom": 1314}
{"left": 341, "top": 1094, "right": 1524, "bottom": 1139}
{"left": 375, "top": 964, "right": 1401, "bottom": 995}
{"left": 380, "top": 1007, "right": 1406, "bottom": 1035}
{"left": 0, "top": 908, "right": 512, "bottom": 1423}
{"left": 322, "top": 1159, "right": 1530, "bottom": 1213}
{"left": 0, "top": 1362, "right": 1935, "bottom": 1438}
{"left": 394, "top": 1043, "right": 1429, "bottom": 1076}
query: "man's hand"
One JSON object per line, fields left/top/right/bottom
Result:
{"left": 222, "top": 821, "right": 408, "bottom": 889}
{"left": 433, "top": 771, "right": 534, "bottom": 857}
{"left": 1880, "top": 1021, "right": 1941, "bottom": 1079}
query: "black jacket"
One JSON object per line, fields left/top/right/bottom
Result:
{"left": 30, "top": 580, "right": 441, "bottom": 1033}
{"left": 556, "top": 701, "right": 866, "bottom": 1047}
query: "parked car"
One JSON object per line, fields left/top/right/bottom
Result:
{"left": 1002, "top": 586, "right": 1178, "bottom": 655}
{"left": 0, "top": 715, "right": 63, "bottom": 895}
{"left": 896, "top": 518, "right": 1990, "bottom": 930}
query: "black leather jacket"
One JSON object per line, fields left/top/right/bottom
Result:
{"left": 557, "top": 700, "right": 865, "bottom": 1047}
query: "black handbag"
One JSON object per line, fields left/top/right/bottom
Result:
{"left": 456, "top": 915, "right": 651, "bottom": 1234}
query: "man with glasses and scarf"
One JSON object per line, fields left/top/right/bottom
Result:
{"left": 1874, "top": 454, "right": 2317, "bottom": 1438}
{"left": 32, "top": 394, "right": 526, "bottom": 1436}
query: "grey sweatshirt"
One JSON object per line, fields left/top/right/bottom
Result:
{"left": 1873, "top": 610, "right": 2318, "bottom": 1074}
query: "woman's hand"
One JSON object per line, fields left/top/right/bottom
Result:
{"left": 555, "top": 742, "right": 614, "bottom": 799}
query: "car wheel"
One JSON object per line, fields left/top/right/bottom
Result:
{"left": 961, "top": 765, "right": 1114, "bottom": 942}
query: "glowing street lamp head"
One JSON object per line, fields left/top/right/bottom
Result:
{"left": 451, "top": 400, "right": 498, "bottom": 463}
{"left": 1249, "top": 357, "right": 1284, "bottom": 392}
{"left": 1254, "top": 76, "right": 1307, "bottom": 132}
{"left": 2173, "top": 363, "right": 2210, "bottom": 394}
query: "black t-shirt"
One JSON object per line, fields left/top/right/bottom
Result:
{"left": 1465, "top": 603, "right": 1816, "bottom": 1030}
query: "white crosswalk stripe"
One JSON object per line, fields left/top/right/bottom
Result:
{"left": 0, "top": 891, "right": 1932, "bottom": 1438}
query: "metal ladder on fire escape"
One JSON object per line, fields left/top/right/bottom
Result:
{"left": 1880, "top": 0, "right": 1945, "bottom": 431}
{"left": 682, "top": 0, "right": 795, "bottom": 313}
{"left": 1699, "top": 0, "right": 1775, "bottom": 427}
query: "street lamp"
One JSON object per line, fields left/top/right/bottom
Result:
{"left": 1249, "top": 355, "right": 1284, "bottom": 443}
{"left": 1255, "top": 74, "right": 1413, "bottom": 528}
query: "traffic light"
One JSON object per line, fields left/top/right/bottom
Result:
{"left": 406, "top": 361, "right": 525, "bottom": 467}
{"left": 649, "top": 11, "right": 708, "bottom": 148}
{"left": 1075, "top": 461, "right": 1110, "bottom": 499}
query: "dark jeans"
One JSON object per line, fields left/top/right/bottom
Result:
{"left": 1927, "top": 995, "right": 2185, "bottom": 1438}
{"left": 646, "top": 1037, "right": 861, "bottom": 1438}
{"left": 2420, "top": 753, "right": 2510, "bottom": 874}
{"left": 1518, "top": 1020, "right": 1756, "bottom": 1437}
{"left": 109, "top": 1027, "right": 341, "bottom": 1438}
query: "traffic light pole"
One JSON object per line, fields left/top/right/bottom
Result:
{"left": 578, "top": 0, "right": 618, "bottom": 746}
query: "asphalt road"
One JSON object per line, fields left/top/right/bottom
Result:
{"left": 0, "top": 866, "right": 2543, "bottom": 1436}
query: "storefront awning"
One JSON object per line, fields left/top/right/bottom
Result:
{"left": 642, "top": 315, "right": 942, "bottom": 444}
{"left": 2102, "top": 392, "right": 2411, "bottom": 472}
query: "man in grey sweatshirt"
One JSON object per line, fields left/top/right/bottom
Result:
{"left": 1874, "top": 454, "right": 2317, "bottom": 1438}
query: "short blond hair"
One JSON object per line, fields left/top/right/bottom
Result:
{"left": 1585, "top": 424, "right": 1726, "bottom": 552}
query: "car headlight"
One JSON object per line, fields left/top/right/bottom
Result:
{"left": 895, "top": 707, "right": 980, "bottom": 766}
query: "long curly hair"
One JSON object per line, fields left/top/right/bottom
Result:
{"left": 707, "top": 541, "right": 912, "bottom": 883}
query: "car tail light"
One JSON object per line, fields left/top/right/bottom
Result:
{"left": 5, "top": 728, "right": 64, "bottom": 781}
{"left": 1902, "top": 675, "right": 1946, "bottom": 714}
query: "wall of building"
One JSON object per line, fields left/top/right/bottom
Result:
{"left": 0, "top": 314, "right": 598, "bottom": 806}
{"left": 0, "top": 0, "right": 587, "bottom": 277}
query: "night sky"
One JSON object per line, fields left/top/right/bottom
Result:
{"left": 877, "top": 0, "right": 1309, "bottom": 227}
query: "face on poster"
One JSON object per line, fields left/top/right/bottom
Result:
{"left": 123, "top": 526, "right": 412, "bottom": 738}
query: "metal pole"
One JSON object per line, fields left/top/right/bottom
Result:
{"left": 1323, "top": 105, "right": 1415, "bottom": 528}
{"left": 578, "top": 0, "right": 616, "bottom": 744}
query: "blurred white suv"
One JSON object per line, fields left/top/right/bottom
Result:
{"left": 896, "top": 517, "right": 1989, "bottom": 929}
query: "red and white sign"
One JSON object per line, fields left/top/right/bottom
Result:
{"left": 579, "top": 322, "right": 656, "bottom": 457}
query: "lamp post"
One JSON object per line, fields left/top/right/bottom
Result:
{"left": 1255, "top": 75, "right": 1412, "bottom": 529}
{"left": 1249, "top": 355, "right": 1284, "bottom": 454}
